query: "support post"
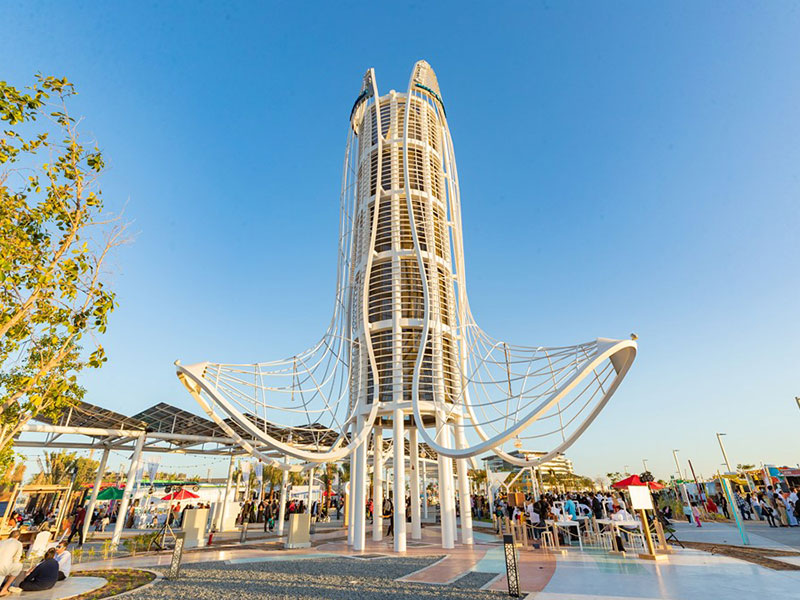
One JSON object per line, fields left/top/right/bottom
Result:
{"left": 436, "top": 414, "right": 455, "bottom": 548}
{"left": 218, "top": 453, "right": 236, "bottom": 531}
{"left": 393, "top": 409, "right": 406, "bottom": 552}
{"left": 409, "top": 426, "right": 422, "bottom": 539}
{"left": 308, "top": 467, "right": 316, "bottom": 533}
{"left": 277, "top": 465, "right": 289, "bottom": 537}
{"left": 422, "top": 464, "right": 429, "bottom": 519}
{"left": 82, "top": 447, "right": 110, "bottom": 542}
{"left": 347, "top": 445, "right": 356, "bottom": 546}
{"left": 111, "top": 434, "right": 145, "bottom": 548}
{"left": 637, "top": 508, "right": 666, "bottom": 561}
{"left": 373, "top": 426, "right": 384, "bottom": 541}
{"left": 353, "top": 414, "right": 367, "bottom": 551}
{"left": 454, "top": 416, "right": 473, "bottom": 545}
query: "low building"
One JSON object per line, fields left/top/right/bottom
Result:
{"left": 485, "top": 451, "right": 574, "bottom": 476}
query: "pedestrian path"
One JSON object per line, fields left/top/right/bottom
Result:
{"left": 528, "top": 547, "right": 800, "bottom": 600}
{"left": 73, "top": 522, "right": 800, "bottom": 599}
{"left": 671, "top": 520, "right": 797, "bottom": 550}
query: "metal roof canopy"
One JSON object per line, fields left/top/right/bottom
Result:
{"left": 18, "top": 400, "right": 364, "bottom": 461}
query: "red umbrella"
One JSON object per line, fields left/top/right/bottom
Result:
{"left": 161, "top": 488, "right": 199, "bottom": 500}
{"left": 611, "top": 474, "right": 664, "bottom": 490}
{"left": 611, "top": 474, "right": 643, "bottom": 488}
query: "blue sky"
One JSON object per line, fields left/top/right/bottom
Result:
{"left": 4, "top": 1, "right": 799, "bottom": 481}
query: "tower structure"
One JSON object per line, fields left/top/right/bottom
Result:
{"left": 175, "top": 61, "right": 637, "bottom": 553}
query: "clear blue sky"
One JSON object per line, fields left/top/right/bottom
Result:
{"left": 4, "top": 1, "right": 799, "bottom": 481}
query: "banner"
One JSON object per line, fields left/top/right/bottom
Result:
{"left": 240, "top": 460, "right": 251, "bottom": 478}
{"left": 147, "top": 459, "right": 160, "bottom": 483}
{"left": 255, "top": 461, "right": 263, "bottom": 483}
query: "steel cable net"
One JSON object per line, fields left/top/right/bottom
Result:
{"left": 175, "top": 60, "right": 636, "bottom": 467}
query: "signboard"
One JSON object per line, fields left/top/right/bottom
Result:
{"left": 779, "top": 468, "right": 800, "bottom": 477}
{"left": 628, "top": 486, "right": 654, "bottom": 511}
{"left": 166, "top": 532, "right": 185, "bottom": 579}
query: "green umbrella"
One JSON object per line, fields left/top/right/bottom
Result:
{"left": 96, "top": 486, "right": 125, "bottom": 500}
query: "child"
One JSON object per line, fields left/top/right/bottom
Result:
{"left": 690, "top": 502, "right": 702, "bottom": 527}
{"left": 268, "top": 515, "right": 275, "bottom": 532}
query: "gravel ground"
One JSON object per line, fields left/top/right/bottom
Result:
{"left": 125, "top": 555, "right": 505, "bottom": 600}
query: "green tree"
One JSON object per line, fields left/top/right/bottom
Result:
{"left": 263, "top": 464, "right": 283, "bottom": 501}
{"left": 31, "top": 450, "right": 99, "bottom": 486}
{"left": 319, "top": 463, "right": 337, "bottom": 509}
{"left": 468, "top": 468, "right": 487, "bottom": 491}
{"left": 0, "top": 75, "right": 126, "bottom": 457}
{"left": 289, "top": 471, "right": 305, "bottom": 488}
{"left": 338, "top": 461, "right": 350, "bottom": 484}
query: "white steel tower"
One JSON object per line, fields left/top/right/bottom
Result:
{"left": 176, "top": 61, "right": 637, "bottom": 553}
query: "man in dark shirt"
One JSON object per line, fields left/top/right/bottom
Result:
{"left": 20, "top": 548, "right": 59, "bottom": 591}
{"left": 67, "top": 506, "right": 87, "bottom": 545}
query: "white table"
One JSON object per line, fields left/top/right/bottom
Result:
{"left": 546, "top": 519, "right": 583, "bottom": 550}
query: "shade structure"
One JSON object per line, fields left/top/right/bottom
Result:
{"left": 612, "top": 475, "right": 664, "bottom": 490}
{"left": 96, "top": 486, "right": 125, "bottom": 500}
{"left": 161, "top": 488, "right": 199, "bottom": 500}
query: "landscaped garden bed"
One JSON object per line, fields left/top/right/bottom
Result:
{"left": 71, "top": 569, "right": 156, "bottom": 599}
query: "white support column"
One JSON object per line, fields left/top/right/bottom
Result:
{"left": 422, "top": 463, "right": 429, "bottom": 519}
{"left": 82, "top": 447, "right": 110, "bottom": 542}
{"left": 218, "top": 453, "right": 236, "bottom": 531}
{"left": 277, "top": 464, "right": 289, "bottom": 536}
{"left": 409, "top": 427, "right": 422, "bottom": 539}
{"left": 353, "top": 415, "right": 367, "bottom": 551}
{"left": 393, "top": 409, "right": 406, "bottom": 552}
{"left": 454, "top": 417, "right": 473, "bottom": 545}
{"left": 347, "top": 447, "right": 356, "bottom": 546}
{"left": 445, "top": 425, "right": 458, "bottom": 545}
{"left": 111, "top": 434, "right": 144, "bottom": 548}
{"left": 308, "top": 467, "right": 315, "bottom": 518}
{"left": 373, "top": 426, "right": 384, "bottom": 541}
{"left": 435, "top": 416, "right": 454, "bottom": 548}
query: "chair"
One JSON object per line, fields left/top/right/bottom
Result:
{"left": 540, "top": 530, "right": 555, "bottom": 549}
{"left": 623, "top": 530, "right": 646, "bottom": 552}
{"left": 26, "top": 531, "right": 51, "bottom": 560}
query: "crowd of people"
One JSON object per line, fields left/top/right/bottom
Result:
{"left": 681, "top": 485, "right": 800, "bottom": 527}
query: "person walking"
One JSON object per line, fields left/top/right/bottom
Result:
{"left": 690, "top": 502, "right": 702, "bottom": 527}
{"left": 760, "top": 495, "right": 778, "bottom": 527}
{"left": 66, "top": 506, "right": 86, "bottom": 546}
{"left": 383, "top": 494, "right": 394, "bottom": 537}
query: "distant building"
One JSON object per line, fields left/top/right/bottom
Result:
{"left": 485, "top": 451, "right": 574, "bottom": 476}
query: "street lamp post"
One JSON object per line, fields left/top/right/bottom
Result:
{"left": 672, "top": 450, "right": 689, "bottom": 504}
{"left": 716, "top": 433, "right": 733, "bottom": 472}
{"left": 672, "top": 450, "right": 684, "bottom": 480}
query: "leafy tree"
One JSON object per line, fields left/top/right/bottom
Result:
{"left": 319, "top": 463, "right": 337, "bottom": 509}
{"left": 606, "top": 471, "right": 623, "bottom": 484}
{"left": 0, "top": 75, "right": 126, "bottom": 456}
{"left": 289, "top": 470, "right": 306, "bottom": 488}
{"left": 30, "top": 450, "right": 99, "bottom": 486}
{"left": 468, "top": 468, "right": 487, "bottom": 490}
{"left": 255, "top": 464, "right": 283, "bottom": 500}
{"left": 338, "top": 461, "right": 350, "bottom": 484}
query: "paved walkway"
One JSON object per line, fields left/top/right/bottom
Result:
{"left": 73, "top": 523, "right": 800, "bottom": 599}
{"left": 672, "top": 519, "right": 800, "bottom": 550}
